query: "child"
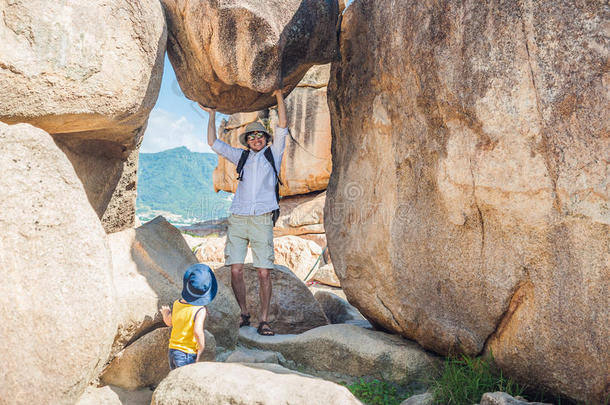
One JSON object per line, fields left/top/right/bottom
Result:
{"left": 160, "top": 263, "right": 217, "bottom": 369}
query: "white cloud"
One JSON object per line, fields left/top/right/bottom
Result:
{"left": 140, "top": 108, "right": 215, "bottom": 154}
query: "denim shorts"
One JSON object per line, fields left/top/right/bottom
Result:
{"left": 168, "top": 349, "right": 196, "bottom": 370}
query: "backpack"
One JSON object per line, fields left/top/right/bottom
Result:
{"left": 236, "top": 147, "right": 282, "bottom": 225}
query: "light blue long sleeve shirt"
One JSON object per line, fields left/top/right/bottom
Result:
{"left": 212, "top": 126, "right": 288, "bottom": 216}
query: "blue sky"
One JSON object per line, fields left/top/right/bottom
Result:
{"left": 140, "top": 55, "right": 226, "bottom": 154}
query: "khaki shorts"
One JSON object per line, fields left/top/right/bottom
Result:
{"left": 225, "top": 213, "right": 275, "bottom": 269}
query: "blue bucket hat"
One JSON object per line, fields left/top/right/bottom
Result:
{"left": 181, "top": 264, "right": 218, "bottom": 306}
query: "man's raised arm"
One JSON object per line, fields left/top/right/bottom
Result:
{"left": 199, "top": 103, "right": 241, "bottom": 165}
{"left": 273, "top": 90, "right": 287, "bottom": 129}
{"left": 271, "top": 90, "right": 289, "bottom": 165}
{"left": 199, "top": 103, "right": 217, "bottom": 147}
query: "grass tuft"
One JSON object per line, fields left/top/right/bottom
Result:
{"left": 430, "top": 354, "right": 524, "bottom": 404}
{"left": 347, "top": 379, "right": 408, "bottom": 405}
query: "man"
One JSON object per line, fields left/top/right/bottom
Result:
{"left": 200, "top": 90, "right": 287, "bottom": 336}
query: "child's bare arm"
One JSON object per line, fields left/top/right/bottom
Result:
{"left": 160, "top": 305, "right": 172, "bottom": 327}
{"left": 193, "top": 307, "right": 207, "bottom": 361}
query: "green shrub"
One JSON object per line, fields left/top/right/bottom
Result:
{"left": 347, "top": 379, "right": 406, "bottom": 405}
{"left": 430, "top": 354, "right": 524, "bottom": 404}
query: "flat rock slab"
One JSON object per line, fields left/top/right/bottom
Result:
{"left": 162, "top": 0, "right": 339, "bottom": 114}
{"left": 76, "top": 385, "right": 153, "bottom": 405}
{"left": 225, "top": 346, "right": 281, "bottom": 364}
{"left": 151, "top": 362, "right": 362, "bottom": 404}
{"left": 309, "top": 284, "right": 347, "bottom": 300}
{"left": 400, "top": 392, "right": 434, "bottom": 405}
{"left": 480, "top": 392, "right": 552, "bottom": 405}
{"left": 239, "top": 324, "right": 440, "bottom": 384}
{"left": 237, "top": 362, "right": 314, "bottom": 377}
{"left": 215, "top": 264, "right": 329, "bottom": 334}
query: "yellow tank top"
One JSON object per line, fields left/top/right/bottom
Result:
{"left": 168, "top": 300, "right": 204, "bottom": 354}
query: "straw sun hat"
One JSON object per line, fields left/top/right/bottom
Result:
{"left": 239, "top": 121, "right": 272, "bottom": 147}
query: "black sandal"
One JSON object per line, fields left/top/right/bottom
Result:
{"left": 257, "top": 321, "right": 275, "bottom": 336}
{"left": 239, "top": 313, "right": 251, "bottom": 327}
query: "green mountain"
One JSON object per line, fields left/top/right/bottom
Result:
{"left": 136, "top": 147, "right": 232, "bottom": 225}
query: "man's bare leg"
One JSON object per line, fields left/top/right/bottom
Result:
{"left": 257, "top": 267, "right": 272, "bottom": 324}
{"left": 231, "top": 263, "right": 249, "bottom": 317}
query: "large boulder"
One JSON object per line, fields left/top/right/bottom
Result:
{"left": 0, "top": 123, "right": 116, "bottom": 404}
{"left": 100, "top": 327, "right": 216, "bottom": 390}
{"left": 151, "top": 362, "right": 361, "bottom": 405}
{"left": 162, "top": 0, "right": 339, "bottom": 114}
{"left": 108, "top": 216, "right": 240, "bottom": 355}
{"left": 0, "top": 0, "right": 167, "bottom": 232}
{"left": 269, "top": 64, "right": 333, "bottom": 194}
{"left": 273, "top": 235, "right": 322, "bottom": 280}
{"left": 194, "top": 235, "right": 227, "bottom": 268}
{"left": 274, "top": 191, "right": 326, "bottom": 236}
{"left": 314, "top": 291, "right": 364, "bottom": 324}
{"left": 215, "top": 264, "right": 329, "bottom": 334}
{"left": 312, "top": 263, "right": 340, "bottom": 287}
{"left": 239, "top": 324, "right": 440, "bottom": 384}
{"left": 326, "top": 1, "right": 609, "bottom": 402}
{"left": 0, "top": 0, "right": 166, "bottom": 140}
{"left": 212, "top": 65, "right": 332, "bottom": 196}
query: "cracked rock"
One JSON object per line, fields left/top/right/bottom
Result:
{"left": 326, "top": 1, "right": 609, "bottom": 402}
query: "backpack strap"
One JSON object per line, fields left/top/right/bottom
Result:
{"left": 263, "top": 147, "right": 282, "bottom": 226}
{"left": 236, "top": 149, "right": 250, "bottom": 181}
{"left": 263, "top": 148, "right": 283, "bottom": 186}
